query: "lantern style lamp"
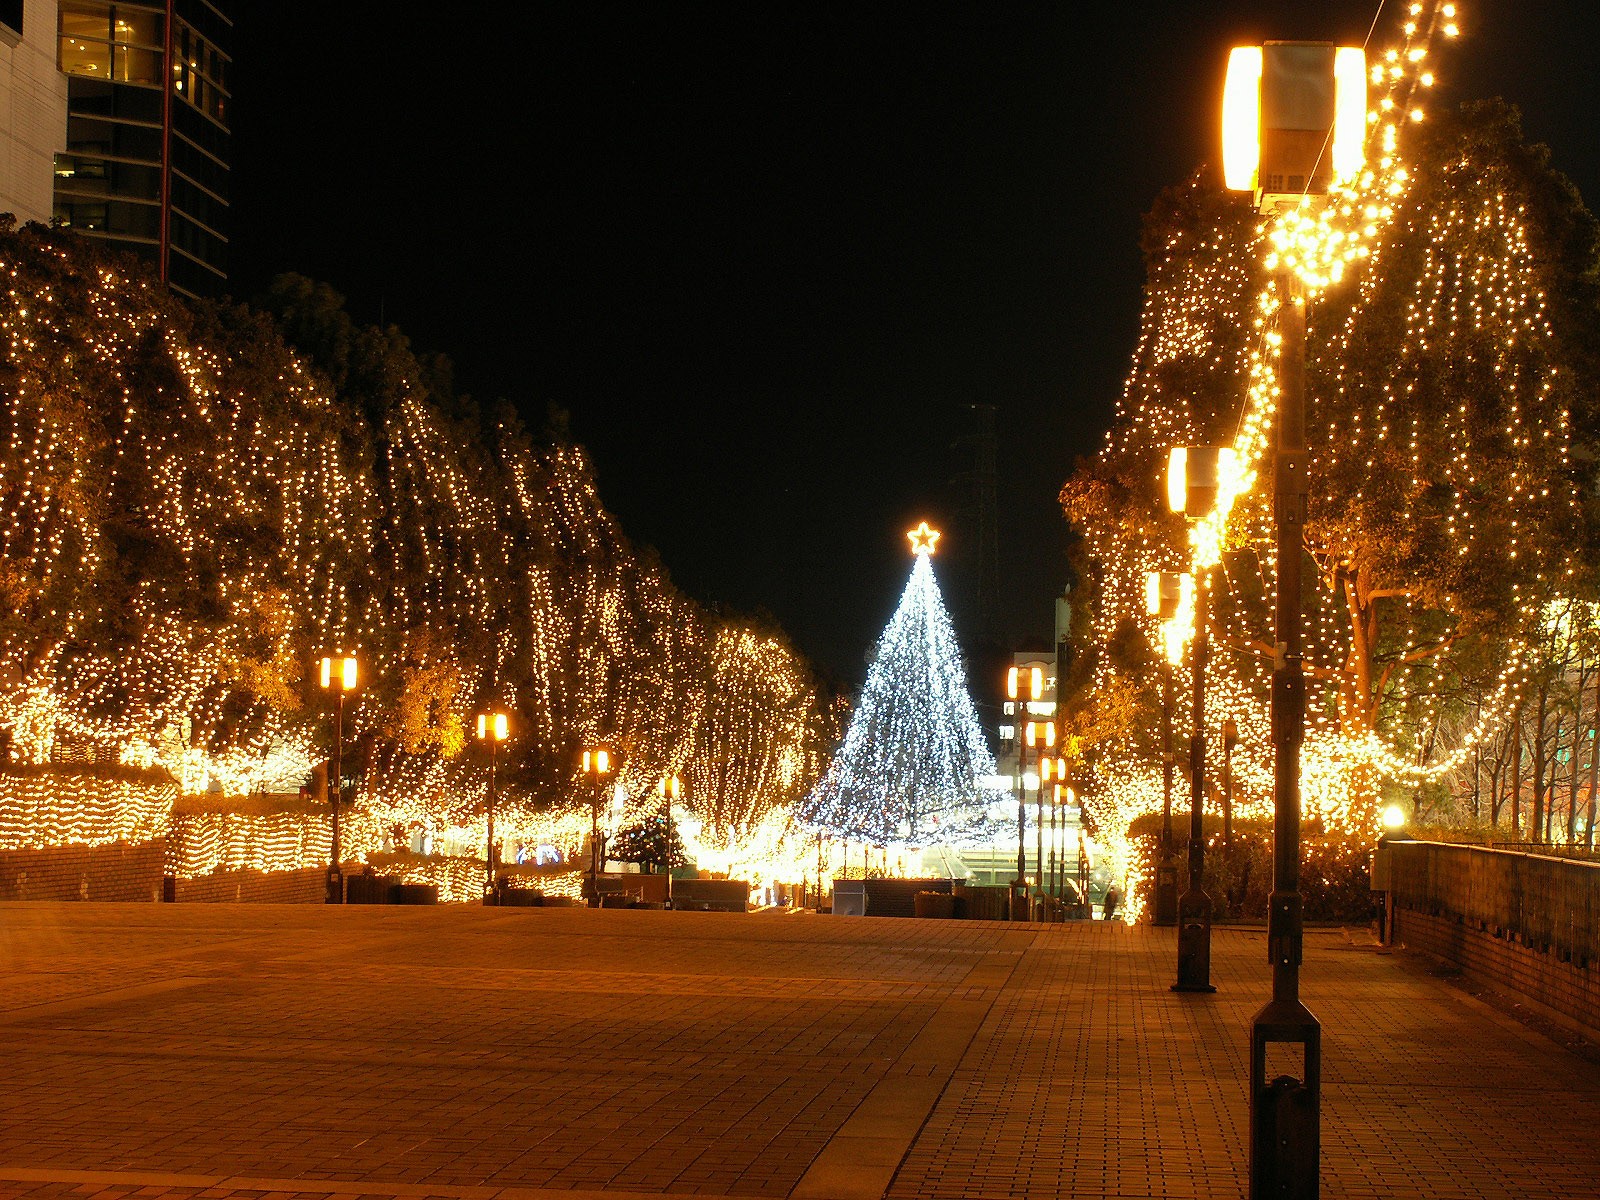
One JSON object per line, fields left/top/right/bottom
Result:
{"left": 319, "top": 654, "right": 358, "bottom": 904}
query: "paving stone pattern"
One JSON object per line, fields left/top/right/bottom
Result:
{"left": 0, "top": 904, "right": 1597, "bottom": 1199}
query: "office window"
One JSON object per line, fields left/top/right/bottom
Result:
{"left": 175, "top": 22, "right": 229, "bottom": 126}
{"left": 59, "top": 3, "right": 164, "bottom": 87}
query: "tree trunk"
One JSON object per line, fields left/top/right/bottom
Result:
{"left": 1532, "top": 683, "right": 1548, "bottom": 842}
{"left": 1588, "top": 665, "right": 1600, "bottom": 849}
{"left": 1511, "top": 710, "right": 1522, "bottom": 836}
{"left": 1568, "top": 715, "right": 1582, "bottom": 843}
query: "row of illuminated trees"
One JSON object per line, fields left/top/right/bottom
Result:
{"left": 1059, "top": 96, "right": 1600, "bottom": 859}
{"left": 0, "top": 225, "right": 838, "bottom": 850}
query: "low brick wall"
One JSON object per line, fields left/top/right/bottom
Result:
{"left": 1389, "top": 840, "right": 1600, "bottom": 1037}
{"left": 0, "top": 840, "right": 165, "bottom": 901}
{"left": 174, "top": 866, "right": 327, "bottom": 904}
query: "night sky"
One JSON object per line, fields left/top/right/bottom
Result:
{"left": 228, "top": 3, "right": 1600, "bottom": 685}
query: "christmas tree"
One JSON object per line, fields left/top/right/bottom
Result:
{"left": 804, "top": 524, "right": 999, "bottom": 845}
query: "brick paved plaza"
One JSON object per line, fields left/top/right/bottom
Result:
{"left": 1, "top": 904, "right": 1598, "bottom": 1200}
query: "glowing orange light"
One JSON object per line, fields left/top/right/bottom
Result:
{"left": 907, "top": 521, "right": 941, "bottom": 556}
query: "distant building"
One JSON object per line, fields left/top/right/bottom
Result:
{"left": 0, "top": 2, "right": 70, "bottom": 225}
{"left": 0, "top": 1, "right": 231, "bottom": 298}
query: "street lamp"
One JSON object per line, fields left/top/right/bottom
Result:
{"left": 319, "top": 653, "right": 358, "bottom": 904}
{"left": 1039, "top": 755, "right": 1065, "bottom": 913}
{"left": 1025, "top": 711, "right": 1055, "bottom": 916}
{"left": 1006, "top": 664, "right": 1045, "bottom": 920}
{"left": 1146, "top": 571, "right": 1188, "bottom": 925}
{"left": 1168, "top": 445, "right": 1229, "bottom": 994}
{"left": 1225, "top": 36, "right": 1365, "bottom": 1198}
{"left": 581, "top": 744, "right": 615, "bottom": 907}
{"left": 659, "top": 772, "right": 682, "bottom": 908}
{"left": 476, "top": 711, "right": 509, "bottom": 897}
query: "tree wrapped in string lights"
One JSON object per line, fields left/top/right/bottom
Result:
{"left": 802, "top": 523, "right": 998, "bottom": 846}
{"left": 0, "top": 230, "right": 833, "bottom": 869}
{"left": 1058, "top": 4, "right": 1600, "bottom": 904}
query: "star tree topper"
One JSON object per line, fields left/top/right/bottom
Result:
{"left": 907, "top": 521, "right": 940, "bottom": 557}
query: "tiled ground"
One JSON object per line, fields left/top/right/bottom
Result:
{"left": 0, "top": 903, "right": 1596, "bottom": 1199}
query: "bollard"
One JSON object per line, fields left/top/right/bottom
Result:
{"left": 1250, "top": 998, "right": 1320, "bottom": 1198}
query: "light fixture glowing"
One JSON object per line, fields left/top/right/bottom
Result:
{"left": 907, "top": 521, "right": 941, "bottom": 556}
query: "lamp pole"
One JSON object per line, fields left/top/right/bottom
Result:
{"left": 660, "top": 773, "right": 681, "bottom": 908}
{"left": 1007, "top": 665, "right": 1044, "bottom": 921}
{"left": 477, "top": 712, "right": 508, "bottom": 898}
{"left": 1221, "top": 39, "right": 1368, "bottom": 1193}
{"left": 320, "top": 655, "right": 357, "bottom": 905}
{"left": 582, "top": 745, "right": 613, "bottom": 907}
{"left": 1168, "top": 445, "right": 1223, "bottom": 993}
{"left": 1175, "top": 564, "right": 1216, "bottom": 991}
{"left": 1148, "top": 573, "right": 1182, "bottom": 926}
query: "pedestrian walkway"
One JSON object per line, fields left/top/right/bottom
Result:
{"left": 0, "top": 903, "right": 1596, "bottom": 1199}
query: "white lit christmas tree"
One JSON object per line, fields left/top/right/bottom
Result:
{"left": 803, "top": 523, "right": 998, "bottom": 845}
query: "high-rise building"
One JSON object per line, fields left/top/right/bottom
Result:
{"left": 49, "top": 1, "right": 230, "bottom": 297}
{"left": 0, "top": 2, "right": 70, "bottom": 225}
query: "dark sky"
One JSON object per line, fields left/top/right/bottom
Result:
{"left": 228, "top": 2, "right": 1600, "bottom": 684}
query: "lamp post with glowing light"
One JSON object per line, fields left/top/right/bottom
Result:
{"left": 1146, "top": 572, "right": 1187, "bottom": 926}
{"left": 319, "top": 654, "right": 358, "bottom": 904}
{"left": 1006, "top": 663, "right": 1045, "bottom": 921}
{"left": 659, "top": 772, "right": 682, "bottom": 908}
{"left": 477, "top": 711, "right": 509, "bottom": 896}
{"left": 1224, "top": 35, "right": 1366, "bottom": 1197}
{"left": 1168, "top": 445, "right": 1233, "bottom": 993}
{"left": 1024, "top": 712, "right": 1054, "bottom": 914}
{"left": 581, "top": 744, "right": 614, "bottom": 907}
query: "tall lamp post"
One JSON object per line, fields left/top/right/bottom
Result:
{"left": 1169, "top": 445, "right": 1234, "bottom": 993}
{"left": 319, "top": 654, "right": 358, "bottom": 905}
{"left": 581, "top": 744, "right": 614, "bottom": 907}
{"left": 476, "top": 711, "right": 509, "bottom": 897}
{"left": 1224, "top": 37, "right": 1366, "bottom": 1197}
{"left": 1146, "top": 572, "right": 1187, "bottom": 925}
{"left": 1006, "top": 664, "right": 1044, "bottom": 920}
{"left": 1025, "top": 713, "right": 1055, "bottom": 916}
{"left": 659, "top": 772, "right": 682, "bottom": 908}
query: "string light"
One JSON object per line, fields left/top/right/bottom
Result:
{"left": 1064, "top": 4, "right": 1581, "bottom": 894}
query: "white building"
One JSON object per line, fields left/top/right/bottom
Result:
{"left": 0, "top": 1, "right": 69, "bottom": 225}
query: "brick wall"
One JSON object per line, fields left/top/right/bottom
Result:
{"left": 1395, "top": 906, "right": 1600, "bottom": 1040}
{"left": 175, "top": 866, "right": 326, "bottom": 904}
{"left": 0, "top": 839, "right": 165, "bottom": 901}
{"left": 1389, "top": 840, "right": 1600, "bottom": 1039}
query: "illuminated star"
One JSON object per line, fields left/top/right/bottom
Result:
{"left": 907, "top": 522, "right": 940, "bottom": 557}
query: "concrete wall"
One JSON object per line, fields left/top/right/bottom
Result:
{"left": 0, "top": 0, "right": 67, "bottom": 225}
{"left": 1389, "top": 840, "right": 1600, "bottom": 1038}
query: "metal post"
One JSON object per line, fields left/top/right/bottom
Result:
{"left": 1035, "top": 775, "right": 1045, "bottom": 917}
{"left": 665, "top": 786, "right": 674, "bottom": 909}
{"left": 590, "top": 783, "right": 602, "bottom": 907}
{"left": 1013, "top": 734, "right": 1029, "bottom": 920}
{"left": 1176, "top": 568, "right": 1215, "bottom": 992}
{"left": 485, "top": 738, "right": 497, "bottom": 896}
{"left": 1155, "top": 662, "right": 1178, "bottom": 924}
{"left": 1250, "top": 270, "right": 1320, "bottom": 1199}
{"left": 329, "top": 690, "right": 343, "bottom": 904}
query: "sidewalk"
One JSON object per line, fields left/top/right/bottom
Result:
{"left": 0, "top": 903, "right": 1596, "bottom": 1199}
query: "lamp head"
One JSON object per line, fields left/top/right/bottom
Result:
{"left": 1223, "top": 41, "right": 1367, "bottom": 210}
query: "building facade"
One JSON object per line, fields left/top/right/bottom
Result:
{"left": 0, "top": 1, "right": 70, "bottom": 225}
{"left": 0, "top": 1, "right": 230, "bottom": 297}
